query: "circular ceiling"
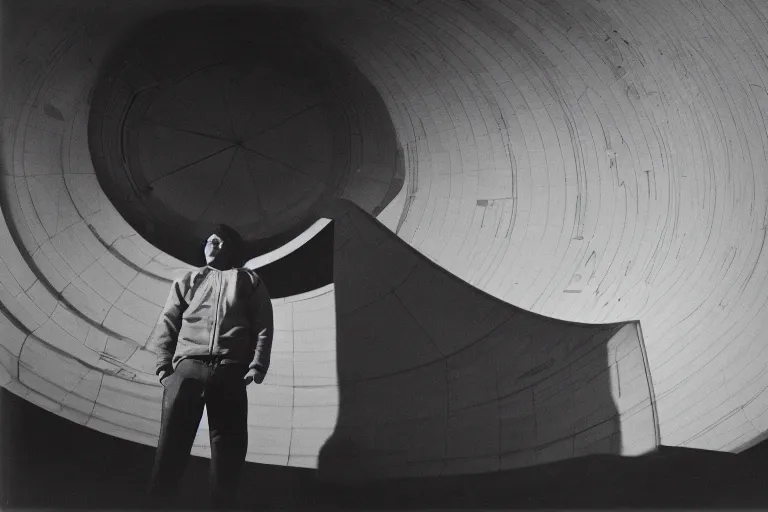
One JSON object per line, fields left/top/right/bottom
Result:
{"left": 126, "top": 60, "right": 339, "bottom": 238}
{"left": 89, "top": 6, "right": 402, "bottom": 265}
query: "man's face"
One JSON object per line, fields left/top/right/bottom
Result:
{"left": 204, "top": 233, "right": 226, "bottom": 265}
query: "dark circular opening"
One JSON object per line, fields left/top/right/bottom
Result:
{"left": 89, "top": 6, "right": 403, "bottom": 266}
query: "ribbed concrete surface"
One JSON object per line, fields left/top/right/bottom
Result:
{"left": 0, "top": 0, "right": 766, "bottom": 482}
{"left": 315, "top": 201, "right": 652, "bottom": 480}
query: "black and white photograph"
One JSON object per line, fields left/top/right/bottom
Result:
{"left": 1, "top": 0, "right": 767, "bottom": 510}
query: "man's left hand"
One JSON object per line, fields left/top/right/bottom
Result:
{"left": 244, "top": 368, "right": 266, "bottom": 386}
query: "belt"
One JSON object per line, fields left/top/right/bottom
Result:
{"left": 187, "top": 354, "right": 225, "bottom": 367}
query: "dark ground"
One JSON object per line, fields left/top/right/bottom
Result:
{"left": 1, "top": 387, "right": 767, "bottom": 511}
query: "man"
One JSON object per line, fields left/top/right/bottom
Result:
{"left": 147, "top": 225, "right": 273, "bottom": 509}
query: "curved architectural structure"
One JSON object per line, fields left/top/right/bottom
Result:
{"left": 316, "top": 201, "right": 654, "bottom": 481}
{"left": 1, "top": 0, "right": 767, "bottom": 486}
{"left": 88, "top": 7, "right": 403, "bottom": 264}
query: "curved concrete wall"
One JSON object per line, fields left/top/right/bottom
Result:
{"left": 316, "top": 0, "right": 768, "bottom": 452}
{"left": 316, "top": 201, "right": 653, "bottom": 481}
{"left": 0, "top": 0, "right": 340, "bottom": 468}
{"left": 0, "top": 0, "right": 765, "bottom": 483}
{"left": 87, "top": 6, "right": 402, "bottom": 264}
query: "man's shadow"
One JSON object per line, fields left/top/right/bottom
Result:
{"left": 306, "top": 199, "right": 657, "bottom": 507}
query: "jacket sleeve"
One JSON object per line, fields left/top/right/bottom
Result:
{"left": 248, "top": 273, "right": 274, "bottom": 373}
{"left": 150, "top": 274, "right": 190, "bottom": 375}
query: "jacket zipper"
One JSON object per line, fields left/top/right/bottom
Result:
{"left": 209, "top": 271, "right": 224, "bottom": 356}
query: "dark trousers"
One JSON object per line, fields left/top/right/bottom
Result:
{"left": 147, "top": 358, "right": 249, "bottom": 508}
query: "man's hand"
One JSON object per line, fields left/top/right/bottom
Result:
{"left": 158, "top": 368, "right": 173, "bottom": 385}
{"left": 244, "top": 368, "right": 266, "bottom": 386}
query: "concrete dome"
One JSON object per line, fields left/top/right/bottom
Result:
{"left": 1, "top": 0, "right": 768, "bottom": 486}
{"left": 89, "top": 7, "right": 402, "bottom": 263}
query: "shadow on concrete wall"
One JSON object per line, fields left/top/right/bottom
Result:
{"left": 0, "top": 201, "right": 762, "bottom": 510}
{"left": 248, "top": 220, "right": 334, "bottom": 299}
{"left": 316, "top": 199, "right": 644, "bottom": 482}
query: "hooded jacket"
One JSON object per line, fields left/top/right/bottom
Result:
{"left": 150, "top": 266, "right": 273, "bottom": 376}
